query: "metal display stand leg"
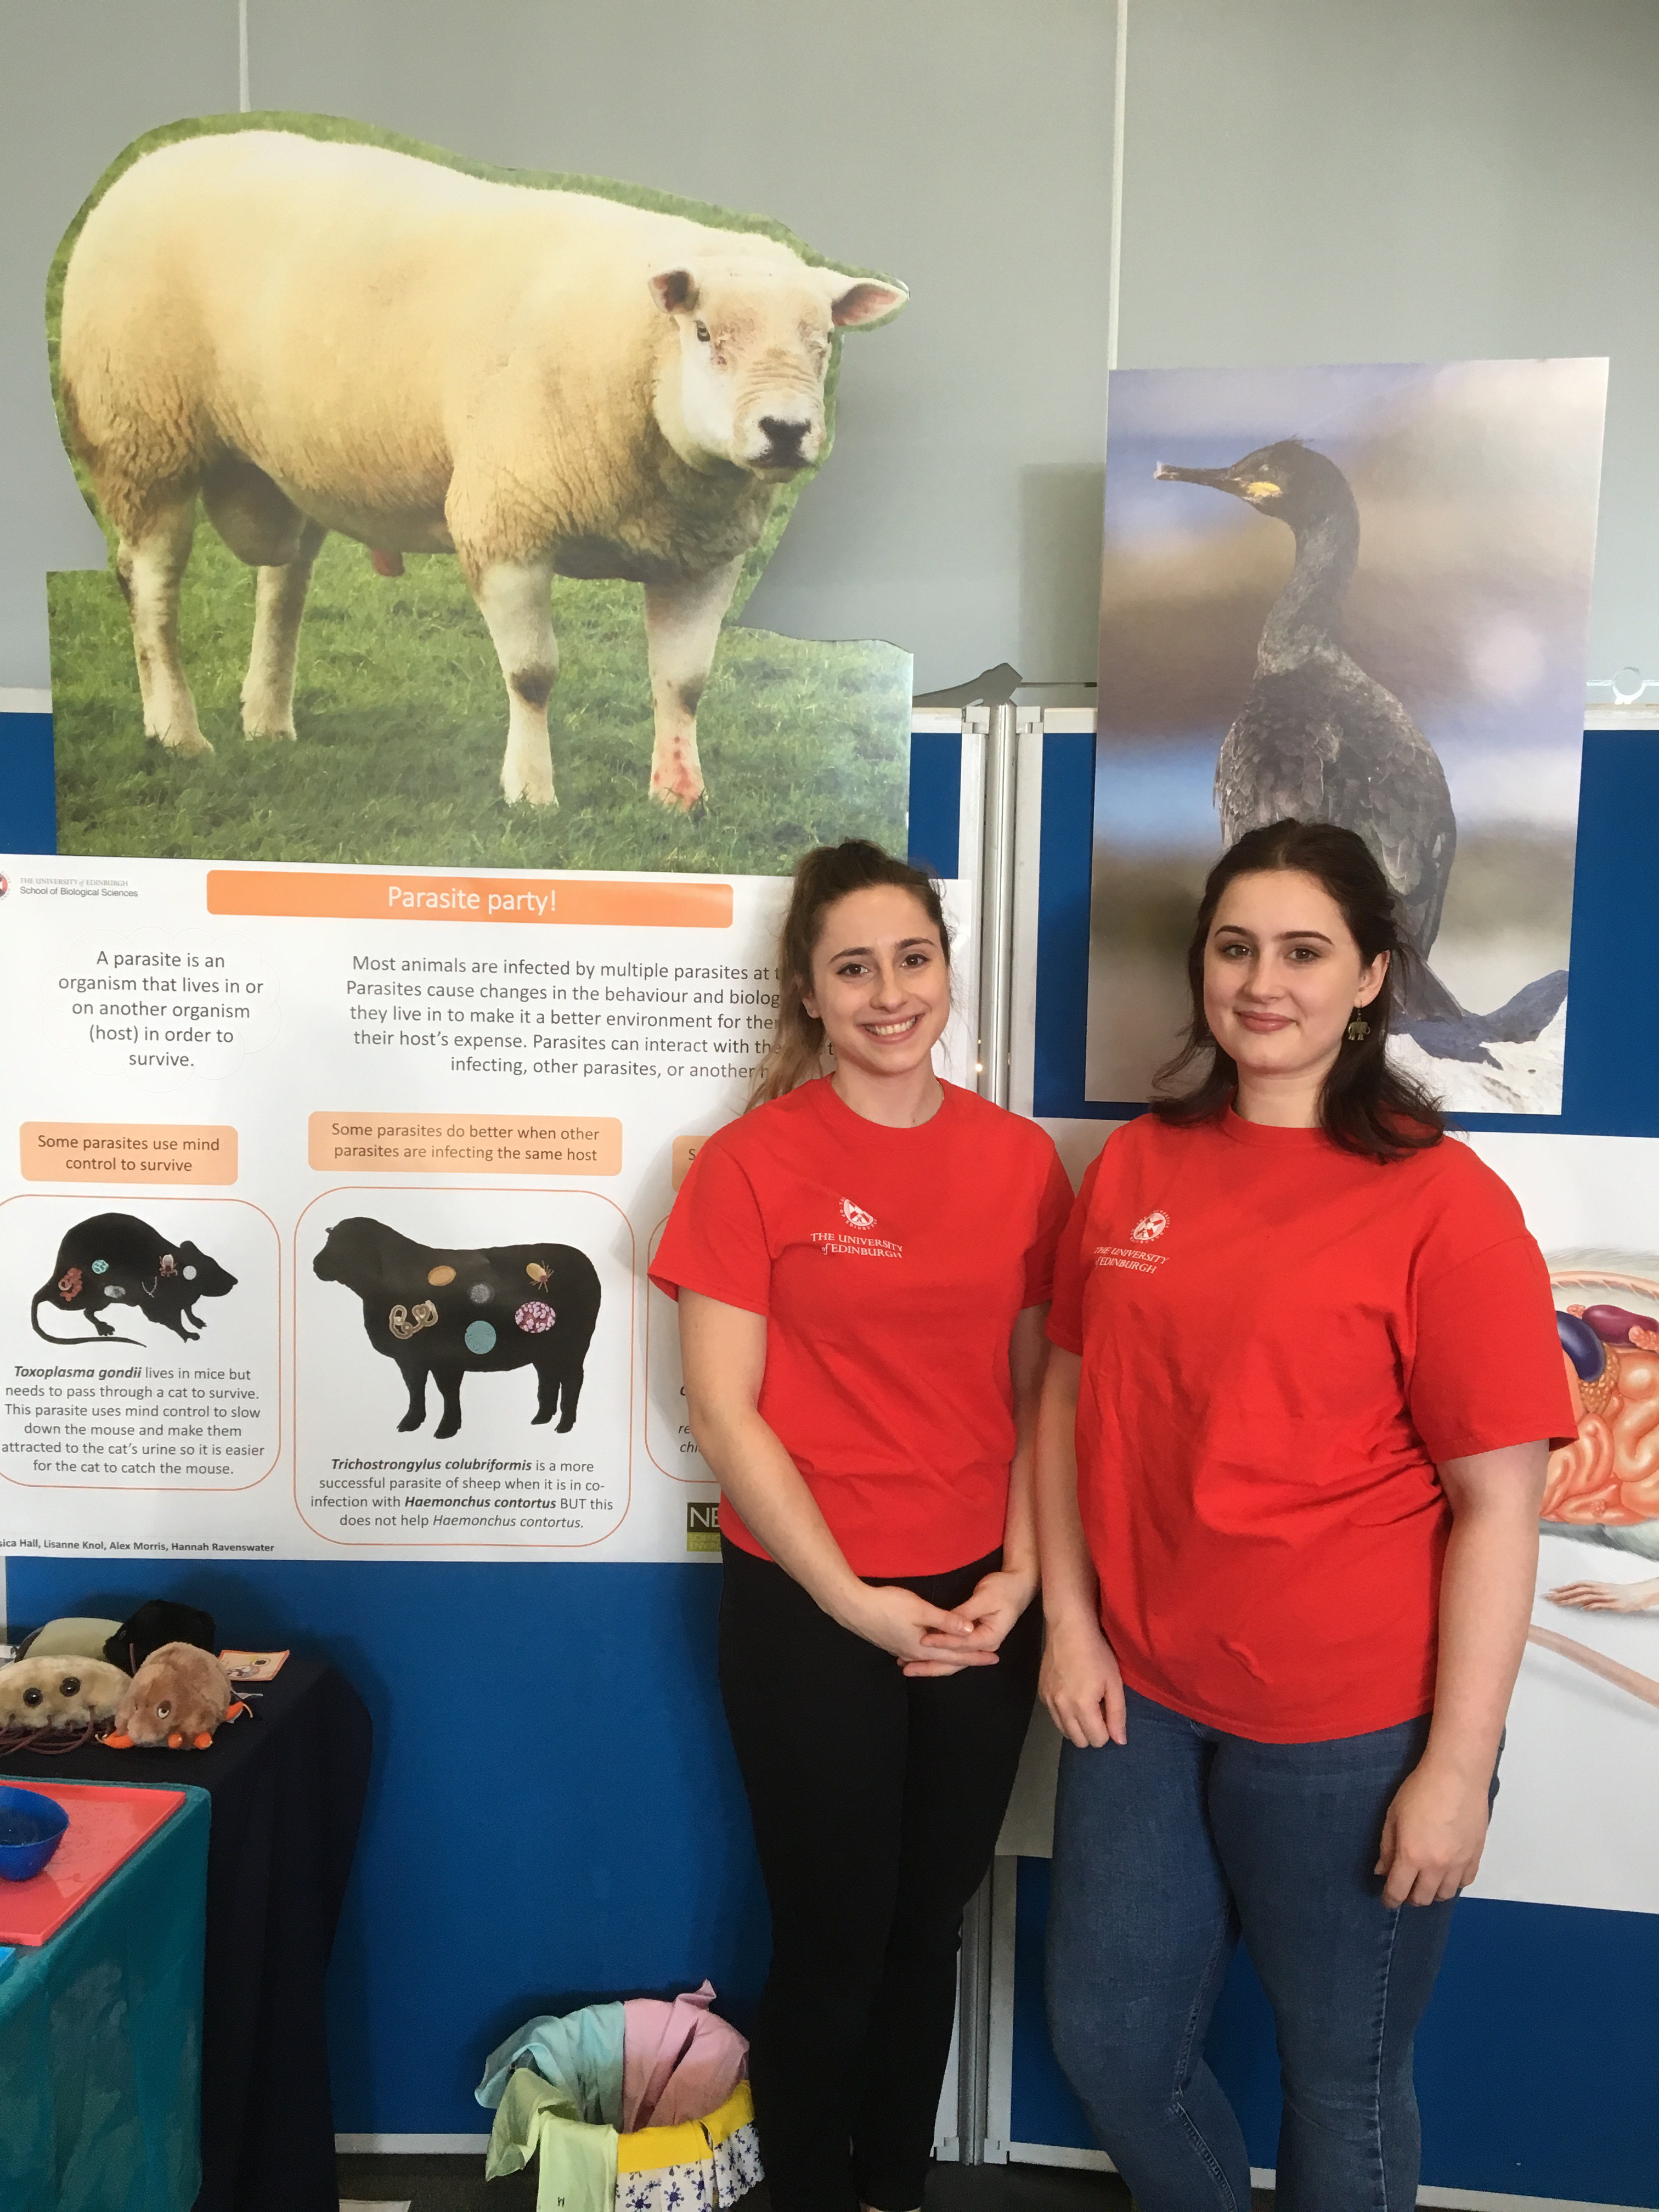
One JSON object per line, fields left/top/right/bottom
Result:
{"left": 942, "top": 699, "right": 1024, "bottom": 2169}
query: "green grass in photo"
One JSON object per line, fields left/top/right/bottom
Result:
{"left": 49, "top": 531, "right": 910, "bottom": 873}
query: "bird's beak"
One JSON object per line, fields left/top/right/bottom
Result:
{"left": 1154, "top": 462, "right": 1242, "bottom": 492}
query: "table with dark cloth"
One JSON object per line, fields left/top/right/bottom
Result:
{"left": 2, "top": 1658, "right": 371, "bottom": 2212}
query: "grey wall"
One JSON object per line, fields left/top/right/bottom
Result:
{"left": 1117, "top": 0, "right": 1659, "bottom": 695}
{"left": 3, "top": 1, "right": 1659, "bottom": 702}
{"left": 0, "top": 0, "right": 1115, "bottom": 698}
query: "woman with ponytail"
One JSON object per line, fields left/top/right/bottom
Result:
{"left": 650, "top": 838, "right": 1073, "bottom": 2212}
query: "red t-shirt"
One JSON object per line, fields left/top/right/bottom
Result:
{"left": 650, "top": 1077, "right": 1074, "bottom": 1575}
{"left": 1047, "top": 1111, "right": 1576, "bottom": 1742}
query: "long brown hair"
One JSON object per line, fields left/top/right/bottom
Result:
{"left": 748, "top": 840, "right": 951, "bottom": 1110}
{"left": 1150, "top": 819, "right": 1444, "bottom": 1163}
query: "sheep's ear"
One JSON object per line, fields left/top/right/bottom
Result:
{"left": 650, "top": 268, "right": 698, "bottom": 314}
{"left": 826, "top": 275, "right": 908, "bottom": 328}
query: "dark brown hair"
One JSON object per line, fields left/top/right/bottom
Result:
{"left": 748, "top": 840, "right": 951, "bottom": 1110}
{"left": 1150, "top": 819, "right": 1444, "bottom": 1162}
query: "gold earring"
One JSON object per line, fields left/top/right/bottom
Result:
{"left": 1345, "top": 1011, "right": 1370, "bottom": 1042}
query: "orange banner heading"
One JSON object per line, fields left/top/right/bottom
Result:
{"left": 21, "top": 1122, "right": 238, "bottom": 1184}
{"left": 206, "top": 870, "right": 732, "bottom": 929}
{"left": 308, "top": 1112, "right": 622, "bottom": 1176}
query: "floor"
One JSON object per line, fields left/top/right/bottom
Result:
{"left": 335, "top": 2155, "right": 1278, "bottom": 2210}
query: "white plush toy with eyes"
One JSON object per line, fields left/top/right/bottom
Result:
{"left": 0, "top": 1655, "right": 130, "bottom": 1733}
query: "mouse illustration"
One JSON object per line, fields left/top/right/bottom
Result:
{"left": 106, "top": 1641, "right": 244, "bottom": 1750}
{"left": 31, "top": 1211, "right": 237, "bottom": 1345}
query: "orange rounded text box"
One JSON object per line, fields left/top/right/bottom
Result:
{"left": 309, "top": 1112, "right": 622, "bottom": 1175}
{"left": 207, "top": 870, "right": 731, "bottom": 928}
{"left": 671, "top": 1135, "right": 708, "bottom": 1191}
{"left": 21, "top": 1122, "right": 238, "bottom": 1184}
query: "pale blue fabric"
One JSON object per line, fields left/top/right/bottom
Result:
{"left": 475, "top": 2000, "right": 626, "bottom": 2121}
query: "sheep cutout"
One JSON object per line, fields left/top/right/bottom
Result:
{"left": 313, "top": 1218, "right": 602, "bottom": 1439}
{"left": 56, "top": 126, "right": 906, "bottom": 816}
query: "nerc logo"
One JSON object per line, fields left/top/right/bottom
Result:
{"left": 1131, "top": 1210, "right": 1169, "bottom": 1244}
{"left": 840, "top": 1198, "right": 877, "bottom": 1229}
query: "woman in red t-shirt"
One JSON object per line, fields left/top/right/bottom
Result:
{"left": 1036, "top": 820, "right": 1574, "bottom": 2212}
{"left": 651, "top": 838, "right": 1072, "bottom": 2212}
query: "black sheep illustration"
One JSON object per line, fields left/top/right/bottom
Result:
{"left": 31, "top": 1212, "right": 238, "bottom": 1345}
{"left": 312, "top": 1217, "right": 602, "bottom": 1440}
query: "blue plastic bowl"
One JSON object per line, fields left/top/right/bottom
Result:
{"left": 0, "top": 1785, "right": 70, "bottom": 1881}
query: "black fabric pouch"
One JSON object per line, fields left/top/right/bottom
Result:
{"left": 103, "top": 1598, "right": 218, "bottom": 1675}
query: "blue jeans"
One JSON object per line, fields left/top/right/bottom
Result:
{"left": 1047, "top": 1685, "right": 1482, "bottom": 2212}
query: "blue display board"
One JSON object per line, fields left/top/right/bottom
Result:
{"left": 0, "top": 714, "right": 964, "bottom": 2138}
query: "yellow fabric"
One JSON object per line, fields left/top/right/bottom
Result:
{"left": 616, "top": 2117, "right": 708, "bottom": 2174}
{"left": 701, "top": 2082, "right": 754, "bottom": 2149}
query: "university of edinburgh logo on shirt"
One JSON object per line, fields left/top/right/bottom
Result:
{"left": 1093, "top": 1206, "right": 1172, "bottom": 1279}
{"left": 812, "top": 1197, "right": 902, "bottom": 1261}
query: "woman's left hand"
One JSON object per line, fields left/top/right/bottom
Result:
{"left": 1376, "top": 1757, "right": 1491, "bottom": 1907}
{"left": 902, "top": 1566, "right": 1038, "bottom": 1679}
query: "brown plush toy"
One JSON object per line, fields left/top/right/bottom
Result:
{"left": 108, "top": 1640, "right": 244, "bottom": 1751}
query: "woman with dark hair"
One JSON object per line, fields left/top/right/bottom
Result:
{"left": 651, "top": 838, "right": 1073, "bottom": 2212}
{"left": 1036, "top": 820, "right": 1575, "bottom": 2212}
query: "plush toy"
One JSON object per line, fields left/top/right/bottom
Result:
{"left": 107, "top": 1640, "right": 245, "bottom": 1751}
{"left": 0, "top": 1655, "right": 130, "bottom": 1746}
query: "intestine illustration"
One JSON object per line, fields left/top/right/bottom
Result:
{"left": 1533, "top": 1255, "right": 1659, "bottom": 1710}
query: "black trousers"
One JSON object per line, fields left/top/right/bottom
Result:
{"left": 718, "top": 1538, "right": 1041, "bottom": 2212}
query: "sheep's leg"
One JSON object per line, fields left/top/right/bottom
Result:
{"left": 115, "top": 498, "right": 210, "bottom": 755}
{"left": 471, "top": 558, "right": 560, "bottom": 808}
{"left": 556, "top": 1353, "right": 586, "bottom": 1434}
{"left": 242, "top": 520, "right": 328, "bottom": 740}
{"left": 431, "top": 1362, "right": 466, "bottom": 1440}
{"left": 532, "top": 1352, "right": 560, "bottom": 1426}
{"left": 395, "top": 1354, "right": 428, "bottom": 1433}
{"left": 643, "top": 556, "right": 743, "bottom": 811}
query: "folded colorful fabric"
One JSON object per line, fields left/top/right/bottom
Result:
{"left": 475, "top": 1999, "right": 625, "bottom": 2120}
{"left": 621, "top": 1979, "right": 748, "bottom": 2130}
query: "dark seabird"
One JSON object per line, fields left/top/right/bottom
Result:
{"left": 1155, "top": 438, "right": 1461, "bottom": 1022}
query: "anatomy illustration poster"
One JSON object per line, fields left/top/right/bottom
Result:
{"left": 45, "top": 112, "right": 911, "bottom": 877}
{"left": 1463, "top": 1135, "right": 1659, "bottom": 1917}
{"left": 1086, "top": 360, "right": 1607, "bottom": 1114}
{"left": 0, "top": 853, "right": 976, "bottom": 1561}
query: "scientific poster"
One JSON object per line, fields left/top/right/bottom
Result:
{"left": 45, "top": 113, "right": 912, "bottom": 876}
{"left": 0, "top": 854, "right": 975, "bottom": 1561}
{"left": 1464, "top": 1135, "right": 1659, "bottom": 1917}
{"left": 1087, "top": 359, "right": 1606, "bottom": 1114}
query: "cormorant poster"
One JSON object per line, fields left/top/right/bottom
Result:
{"left": 1087, "top": 358, "right": 1607, "bottom": 1115}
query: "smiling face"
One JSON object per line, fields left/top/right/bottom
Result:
{"left": 802, "top": 885, "right": 951, "bottom": 1084}
{"left": 1204, "top": 868, "right": 1387, "bottom": 1099}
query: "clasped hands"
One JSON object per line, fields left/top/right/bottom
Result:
{"left": 839, "top": 1566, "right": 1037, "bottom": 1678}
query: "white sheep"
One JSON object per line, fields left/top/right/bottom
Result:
{"left": 58, "top": 129, "right": 906, "bottom": 812}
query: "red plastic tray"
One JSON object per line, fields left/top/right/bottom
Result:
{"left": 0, "top": 1782, "right": 185, "bottom": 1946}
